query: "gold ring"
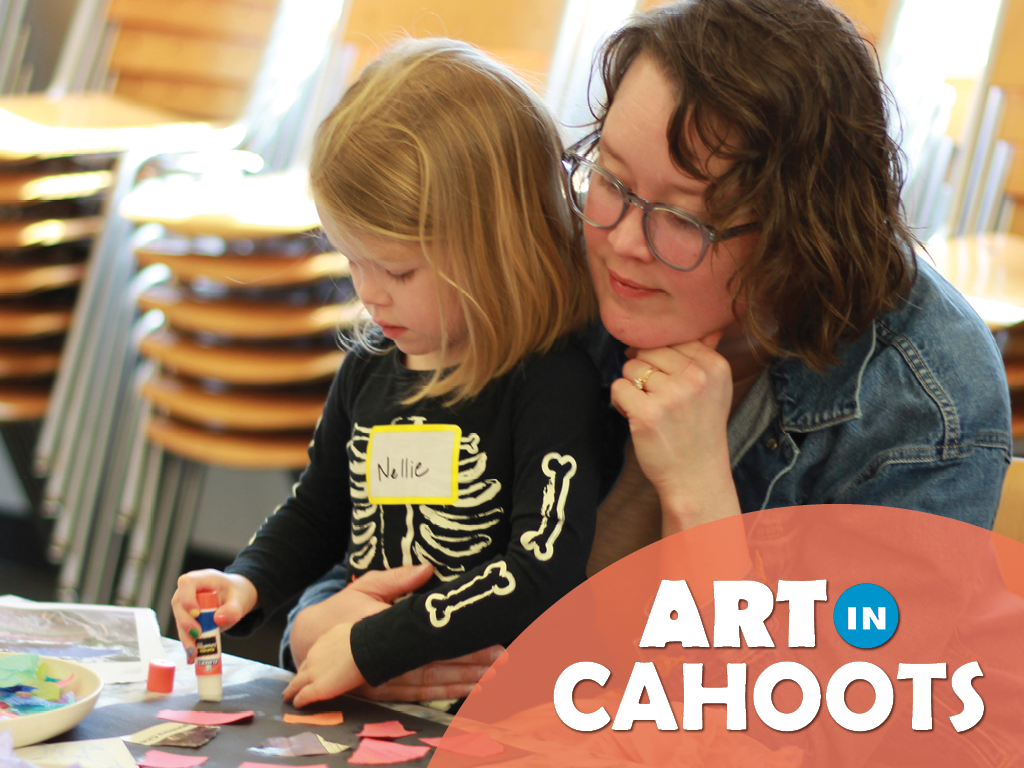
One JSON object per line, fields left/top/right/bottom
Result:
{"left": 633, "top": 367, "right": 656, "bottom": 391}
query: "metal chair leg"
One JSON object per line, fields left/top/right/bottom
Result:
{"left": 115, "top": 441, "right": 163, "bottom": 606}
{"left": 136, "top": 452, "right": 183, "bottom": 610}
{"left": 80, "top": 362, "right": 155, "bottom": 604}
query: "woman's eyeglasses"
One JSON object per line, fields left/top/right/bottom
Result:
{"left": 561, "top": 133, "right": 760, "bottom": 272}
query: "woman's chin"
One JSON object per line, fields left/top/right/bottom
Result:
{"left": 599, "top": 305, "right": 699, "bottom": 350}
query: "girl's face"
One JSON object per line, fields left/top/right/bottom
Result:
{"left": 585, "top": 55, "right": 760, "bottom": 350}
{"left": 317, "top": 206, "right": 468, "bottom": 370}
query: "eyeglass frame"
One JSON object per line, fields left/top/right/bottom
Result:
{"left": 561, "top": 132, "right": 761, "bottom": 272}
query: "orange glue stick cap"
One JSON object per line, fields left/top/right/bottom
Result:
{"left": 196, "top": 590, "right": 218, "bottom": 611}
{"left": 147, "top": 659, "right": 176, "bottom": 693}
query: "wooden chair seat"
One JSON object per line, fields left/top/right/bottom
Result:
{"left": 0, "top": 261, "right": 87, "bottom": 294}
{"left": 0, "top": 345, "right": 62, "bottom": 378}
{"left": 0, "top": 301, "right": 73, "bottom": 337}
{"left": 119, "top": 171, "right": 320, "bottom": 239}
{"left": 0, "top": 169, "right": 113, "bottom": 203}
{"left": 139, "top": 329, "right": 344, "bottom": 384}
{"left": 148, "top": 414, "right": 310, "bottom": 469}
{"left": 0, "top": 93, "right": 213, "bottom": 162}
{"left": 138, "top": 286, "right": 363, "bottom": 338}
{"left": 928, "top": 235, "right": 1024, "bottom": 330}
{"left": 0, "top": 216, "right": 103, "bottom": 248}
{"left": 142, "top": 374, "right": 327, "bottom": 430}
{"left": 0, "top": 382, "right": 49, "bottom": 420}
{"left": 135, "top": 247, "right": 350, "bottom": 287}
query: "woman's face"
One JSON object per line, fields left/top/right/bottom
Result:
{"left": 585, "top": 55, "right": 759, "bottom": 350}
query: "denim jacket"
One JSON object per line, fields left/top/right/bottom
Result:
{"left": 730, "top": 259, "right": 1011, "bottom": 527}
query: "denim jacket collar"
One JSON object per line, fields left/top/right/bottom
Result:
{"left": 770, "top": 322, "right": 876, "bottom": 434}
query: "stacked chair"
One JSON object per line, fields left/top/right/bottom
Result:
{"left": 107, "top": 169, "right": 359, "bottom": 628}
{"left": 0, "top": 153, "right": 112, "bottom": 513}
{"left": 0, "top": 0, "right": 348, "bottom": 607}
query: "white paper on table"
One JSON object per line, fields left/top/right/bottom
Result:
{"left": 15, "top": 738, "right": 137, "bottom": 768}
{"left": 0, "top": 596, "right": 164, "bottom": 684}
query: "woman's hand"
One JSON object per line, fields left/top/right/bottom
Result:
{"left": 171, "top": 569, "right": 258, "bottom": 664}
{"left": 611, "top": 331, "right": 741, "bottom": 533}
{"left": 351, "top": 645, "right": 503, "bottom": 702}
{"left": 289, "top": 564, "right": 504, "bottom": 702}
{"left": 290, "top": 564, "right": 436, "bottom": 666}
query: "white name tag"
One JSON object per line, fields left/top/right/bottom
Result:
{"left": 366, "top": 424, "right": 461, "bottom": 504}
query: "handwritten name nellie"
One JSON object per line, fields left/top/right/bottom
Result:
{"left": 376, "top": 456, "right": 430, "bottom": 480}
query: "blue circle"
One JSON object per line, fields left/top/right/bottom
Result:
{"left": 833, "top": 583, "right": 899, "bottom": 649}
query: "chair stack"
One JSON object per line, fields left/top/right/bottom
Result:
{"left": 0, "top": 153, "right": 113, "bottom": 509}
{"left": 109, "top": 170, "right": 357, "bottom": 627}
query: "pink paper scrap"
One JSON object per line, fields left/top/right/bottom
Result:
{"left": 238, "top": 763, "right": 328, "bottom": 768}
{"left": 355, "top": 721, "right": 415, "bottom": 739}
{"left": 420, "top": 732, "right": 505, "bottom": 757}
{"left": 136, "top": 750, "right": 209, "bottom": 768}
{"left": 157, "top": 710, "right": 255, "bottom": 726}
{"left": 348, "top": 739, "right": 430, "bottom": 765}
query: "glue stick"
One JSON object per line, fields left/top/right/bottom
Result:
{"left": 195, "top": 589, "right": 223, "bottom": 702}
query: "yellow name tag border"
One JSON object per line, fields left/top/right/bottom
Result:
{"left": 366, "top": 423, "right": 462, "bottom": 505}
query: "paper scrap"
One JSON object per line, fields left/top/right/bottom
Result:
{"left": 157, "top": 710, "right": 254, "bottom": 726}
{"left": 348, "top": 739, "right": 430, "bottom": 765}
{"left": 281, "top": 712, "right": 344, "bottom": 726}
{"left": 421, "top": 732, "right": 505, "bottom": 757}
{"left": 355, "top": 721, "right": 415, "bottom": 739}
{"left": 123, "top": 723, "right": 220, "bottom": 748}
{"left": 135, "top": 750, "right": 208, "bottom": 768}
{"left": 249, "top": 732, "right": 348, "bottom": 757}
{"left": 0, "top": 731, "right": 40, "bottom": 768}
{"left": 16, "top": 737, "right": 137, "bottom": 768}
{"left": 237, "top": 763, "right": 328, "bottom": 768}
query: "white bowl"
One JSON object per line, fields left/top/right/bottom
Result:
{"left": 0, "top": 653, "right": 104, "bottom": 748}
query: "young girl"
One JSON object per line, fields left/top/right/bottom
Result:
{"left": 170, "top": 38, "right": 603, "bottom": 707}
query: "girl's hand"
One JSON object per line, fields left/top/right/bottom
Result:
{"left": 610, "top": 331, "right": 740, "bottom": 532}
{"left": 283, "top": 622, "right": 364, "bottom": 708}
{"left": 171, "top": 569, "right": 258, "bottom": 664}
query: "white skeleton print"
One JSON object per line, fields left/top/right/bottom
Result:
{"left": 348, "top": 416, "right": 503, "bottom": 581}
{"left": 347, "top": 417, "right": 578, "bottom": 626}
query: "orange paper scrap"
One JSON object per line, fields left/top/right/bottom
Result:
{"left": 282, "top": 712, "right": 344, "bottom": 726}
{"left": 348, "top": 739, "right": 430, "bottom": 765}
{"left": 355, "top": 721, "right": 415, "bottom": 739}
{"left": 156, "top": 710, "right": 254, "bottom": 726}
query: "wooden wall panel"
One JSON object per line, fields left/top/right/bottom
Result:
{"left": 341, "top": 0, "right": 569, "bottom": 91}
{"left": 107, "top": 0, "right": 277, "bottom": 44}
{"left": 991, "top": 0, "right": 1024, "bottom": 89}
{"left": 109, "top": 28, "right": 263, "bottom": 87}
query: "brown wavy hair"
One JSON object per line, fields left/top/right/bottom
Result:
{"left": 311, "top": 38, "right": 595, "bottom": 403}
{"left": 595, "top": 0, "right": 917, "bottom": 369}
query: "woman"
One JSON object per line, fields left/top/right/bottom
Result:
{"left": 275, "top": 0, "right": 1012, "bottom": 701}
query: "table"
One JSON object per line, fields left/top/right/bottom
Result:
{"left": 94, "top": 637, "right": 453, "bottom": 726}
{"left": 45, "top": 638, "right": 454, "bottom": 768}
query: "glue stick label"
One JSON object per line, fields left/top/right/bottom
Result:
{"left": 195, "top": 634, "right": 221, "bottom": 676}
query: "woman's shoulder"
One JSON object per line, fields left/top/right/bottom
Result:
{"left": 770, "top": 258, "right": 1010, "bottom": 451}
{"left": 843, "top": 258, "right": 1009, "bottom": 451}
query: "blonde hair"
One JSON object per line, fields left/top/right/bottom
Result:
{"left": 310, "top": 38, "right": 596, "bottom": 404}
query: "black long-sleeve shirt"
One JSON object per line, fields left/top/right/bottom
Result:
{"left": 226, "top": 341, "right": 603, "bottom": 685}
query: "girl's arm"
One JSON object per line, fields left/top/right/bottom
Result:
{"left": 221, "top": 359, "right": 356, "bottom": 634}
